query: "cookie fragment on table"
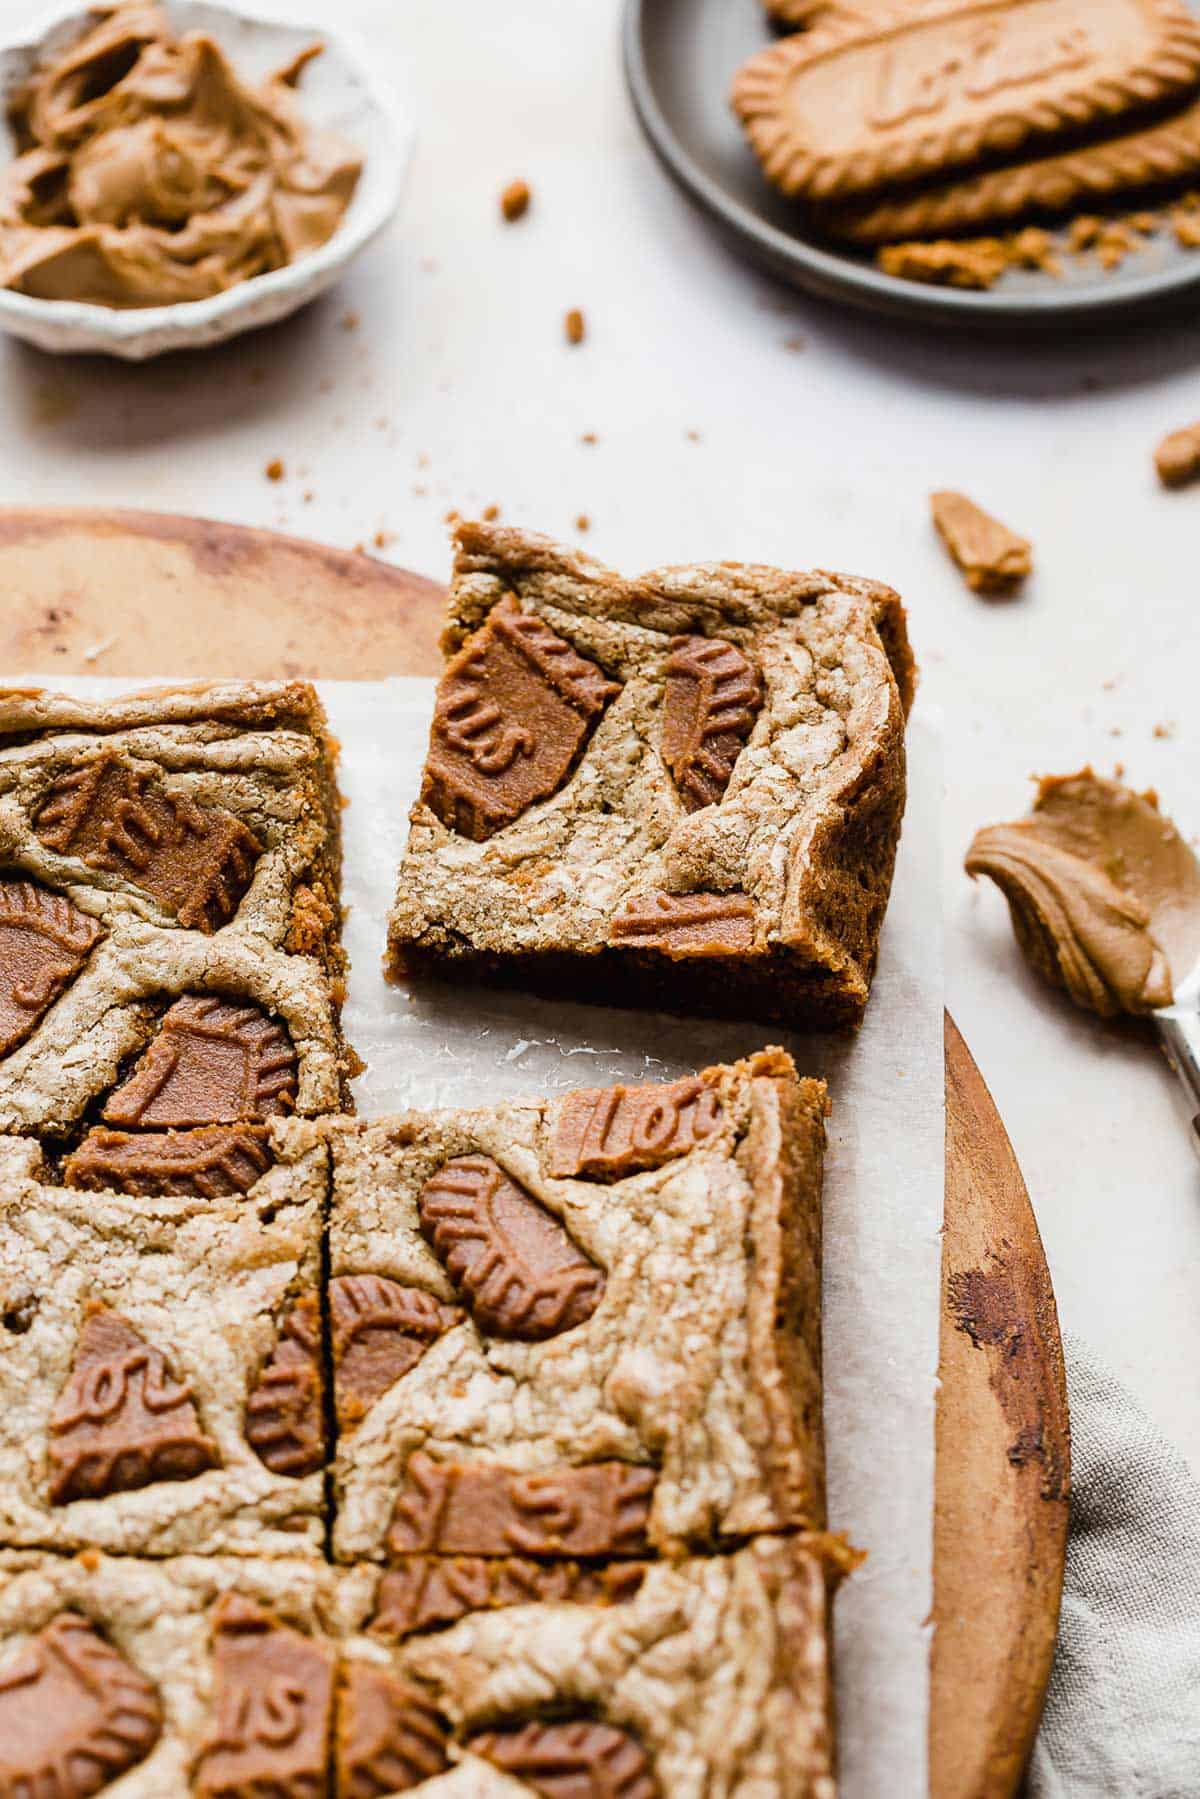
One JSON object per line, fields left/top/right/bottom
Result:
{"left": 326, "top": 1049, "right": 829, "bottom": 1564}
{"left": 1154, "top": 418, "right": 1200, "bottom": 486}
{"left": 931, "top": 491, "right": 1033, "bottom": 594}
{"left": 387, "top": 519, "right": 914, "bottom": 1031}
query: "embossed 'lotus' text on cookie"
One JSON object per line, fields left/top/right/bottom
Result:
{"left": 610, "top": 892, "right": 757, "bottom": 957}
{"left": 245, "top": 1294, "right": 325, "bottom": 1478}
{"left": 0, "top": 878, "right": 103, "bottom": 1057}
{"left": 371, "top": 1557, "right": 648, "bottom": 1640}
{"left": 330, "top": 1275, "right": 461, "bottom": 1427}
{"left": 468, "top": 1719, "right": 660, "bottom": 1799}
{"left": 336, "top": 1662, "right": 450, "bottom": 1797}
{"left": 422, "top": 595, "right": 621, "bottom": 841}
{"left": 548, "top": 1076, "right": 724, "bottom": 1180}
{"left": 419, "top": 1155, "right": 606, "bottom": 1341}
{"left": 387, "top": 1453, "right": 657, "bottom": 1559}
{"left": 0, "top": 1613, "right": 162, "bottom": 1797}
{"left": 103, "top": 996, "right": 297, "bottom": 1129}
{"left": 661, "top": 637, "right": 763, "bottom": 811}
{"left": 48, "top": 1307, "right": 219, "bottom": 1505}
{"left": 732, "top": 0, "right": 1200, "bottom": 200}
{"left": 196, "top": 1594, "right": 335, "bottom": 1799}
{"left": 63, "top": 1124, "right": 273, "bottom": 1199}
{"left": 34, "top": 751, "right": 262, "bottom": 931}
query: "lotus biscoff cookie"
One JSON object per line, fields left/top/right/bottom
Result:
{"left": 387, "top": 520, "right": 914, "bottom": 1030}
{"left": 734, "top": 0, "right": 1200, "bottom": 201}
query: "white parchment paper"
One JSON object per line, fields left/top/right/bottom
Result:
{"left": 12, "top": 675, "right": 943, "bottom": 1799}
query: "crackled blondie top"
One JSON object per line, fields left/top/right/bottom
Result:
{"left": 327, "top": 1048, "right": 828, "bottom": 1564}
{"left": 0, "top": 1537, "right": 846, "bottom": 1797}
{"left": 0, "top": 681, "right": 352, "bottom": 1148}
{"left": 0, "top": 1122, "right": 327, "bottom": 1558}
{"left": 388, "top": 522, "right": 913, "bottom": 1029}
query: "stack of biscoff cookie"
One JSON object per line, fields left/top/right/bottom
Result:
{"left": 734, "top": 0, "right": 1200, "bottom": 285}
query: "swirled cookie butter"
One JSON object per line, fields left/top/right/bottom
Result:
{"left": 966, "top": 769, "right": 1200, "bottom": 1018}
{"left": 0, "top": 2, "right": 362, "bottom": 307}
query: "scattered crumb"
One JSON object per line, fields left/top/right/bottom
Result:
{"left": 1173, "top": 209, "right": 1200, "bottom": 249}
{"left": 340, "top": 310, "right": 360, "bottom": 331}
{"left": 417, "top": 453, "right": 430, "bottom": 469}
{"left": 565, "top": 307, "right": 586, "bottom": 345}
{"left": 1153, "top": 721, "right": 1175, "bottom": 740}
{"left": 373, "top": 530, "right": 395, "bottom": 550}
{"left": 413, "top": 483, "right": 427, "bottom": 497}
{"left": 580, "top": 431, "right": 598, "bottom": 445}
{"left": 575, "top": 514, "right": 591, "bottom": 532}
{"left": 783, "top": 334, "right": 807, "bottom": 351}
{"left": 500, "top": 179, "right": 531, "bottom": 223}
{"left": 686, "top": 429, "right": 702, "bottom": 443}
{"left": 303, "top": 491, "right": 314, "bottom": 504}
{"left": 1007, "top": 227, "right": 1060, "bottom": 275}
{"left": 1154, "top": 419, "right": 1200, "bottom": 488}
{"left": 1109, "top": 726, "right": 1123, "bottom": 737}
{"left": 444, "top": 509, "right": 461, "bottom": 526}
{"left": 482, "top": 504, "right": 501, "bottom": 521}
{"left": 353, "top": 541, "right": 365, "bottom": 555}
{"left": 1114, "top": 762, "right": 1126, "bottom": 779}
{"left": 930, "top": 490, "right": 1032, "bottom": 594}
{"left": 878, "top": 237, "right": 1010, "bottom": 289}
{"left": 265, "top": 458, "right": 285, "bottom": 482}
{"left": 1068, "top": 215, "right": 1103, "bottom": 251}
{"left": 422, "top": 257, "right": 439, "bottom": 273}
{"left": 1102, "top": 678, "right": 1117, "bottom": 691}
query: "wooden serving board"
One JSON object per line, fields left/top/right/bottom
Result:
{"left": 0, "top": 507, "right": 1071, "bottom": 1799}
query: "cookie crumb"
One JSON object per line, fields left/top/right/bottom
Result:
{"left": 686, "top": 428, "right": 702, "bottom": 443}
{"left": 501, "top": 179, "right": 531, "bottom": 222}
{"left": 879, "top": 237, "right": 1009, "bottom": 289}
{"left": 580, "top": 431, "right": 598, "bottom": 445}
{"left": 482, "top": 504, "right": 501, "bottom": 521}
{"left": 783, "top": 333, "right": 807, "bottom": 351}
{"left": 1154, "top": 420, "right": 1200, "bottom": 488}
{"left": 1153, "top": 721, "right": 1175, "bottom": 740}
{"left": 930, "top": 491, "right": 1032, "bottom": 594}
{"left": 575, "top": 514, "right": 591, "bottom": 532}
{"left": 265, "top": 458, "right": 285, "bottom": 482}
{"left": 373, "top": 530, "right": 394, "bottom": 549}
{"left": 565, "top": 307, "right": 586, "bottom": 345}
{"left": 1173, "top": 209, "right": 1200, "bottom": 248}
{"left": 340, "top": 310, "right": 360, "bottom": 331}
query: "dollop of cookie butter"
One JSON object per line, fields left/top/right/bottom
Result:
{"left": 0, "top": 1, "right": 362, "bottom": 308}
{"left": 966, "top": 769, "right": 1200, "bottom": 1019}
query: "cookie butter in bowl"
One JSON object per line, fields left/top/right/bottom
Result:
{"left": 0, "top": 1, "right": 412, "bottom": 357}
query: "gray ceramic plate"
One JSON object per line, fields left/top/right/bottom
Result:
{"left": 623, "top": 0, "right": 1200, "bottom": 328}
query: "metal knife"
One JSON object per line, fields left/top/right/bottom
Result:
{"left": 1155, "top": 960, "right": 1200, "bottom": 1159}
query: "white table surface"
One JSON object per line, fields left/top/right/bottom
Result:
{"left": 0, "top": 0, "right": 1196, "bottom": 1476}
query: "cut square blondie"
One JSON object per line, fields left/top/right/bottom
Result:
{"left": 0, "top": 680, "right": 352, "bottom": 1143}
{"left": 0, "top": 1120, "right": 328, "bottom": 1557}
{"left": 326, "top": 1049, "right": 827, "bottom": 1564}
{"left": 0, "top": 1550, "right": 337, "bottom": 1797}
{"left": 388, "top": 522, "right": 915, "bottom": 1028}
{"left": 333, "top": 1534, "right": 845, "bottom": 1797}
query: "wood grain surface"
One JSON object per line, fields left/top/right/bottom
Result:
{"left": 0, "top": 507, "right": 1071, "bottom": 1799}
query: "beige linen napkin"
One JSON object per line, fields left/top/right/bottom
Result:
{"left": 1026, "top": 1333, "right": 1200, "bottom": 1799}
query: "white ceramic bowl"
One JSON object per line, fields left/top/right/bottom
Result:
{"left": 0, "top": 0, "right": 414, "bottom": 359}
